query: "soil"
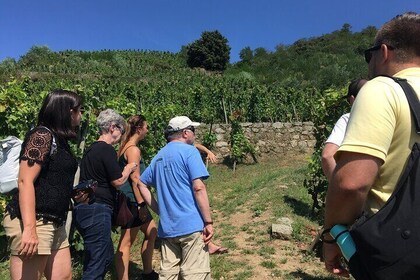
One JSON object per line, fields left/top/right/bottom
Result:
{"left": 129, "top": 207, "right": 331, "bottom": 280}
{"left": 127, "top": 154, "right": 334, "bottom": 279}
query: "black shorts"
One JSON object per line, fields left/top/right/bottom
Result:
{"left": 121, "top": 200, "right": 153, "bottom": 230}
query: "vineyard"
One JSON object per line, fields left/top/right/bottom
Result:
{"left": 0, "top": 24, "right": 373, "bottom": 267}
{"left": 0, "top": 50, "right": 333, "bottom": 158}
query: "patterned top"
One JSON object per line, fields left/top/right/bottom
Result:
{"left": 7, "top": 126, "right": 78, "bottom": 225}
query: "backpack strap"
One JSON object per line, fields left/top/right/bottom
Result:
{"left": 381, "top": 75, "right": 420, "bottom": 134}
{"left": 38, "top": 126, "right": 57, "bottom": 156}
{"left": 382, "top": 76, "right": 420, "bottom": 198}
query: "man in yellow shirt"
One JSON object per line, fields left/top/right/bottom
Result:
{"left": 323, "top": 12, "right": 420, "bottom": 277}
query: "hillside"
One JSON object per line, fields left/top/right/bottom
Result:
{"left": 0, "top": 24, "right": 374, "bottom": 148}
{"left": 227, "top": 24, "right": 376, "bottom": 90}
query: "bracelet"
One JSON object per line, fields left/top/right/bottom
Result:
{"left": 204, "top": 221, "right": 213, "bottom": 225}
{"left": 137, "top": 201, "right": 147, "bottom": 208}
{"left": 320, "top": 227, "right": 336, "bottom": 244}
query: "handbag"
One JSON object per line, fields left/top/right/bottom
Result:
{"left": 114, "top": 191, "right": 133, "bottom": 226}
{"left": 348, "top": 77, "right": 420, "bottom": 279}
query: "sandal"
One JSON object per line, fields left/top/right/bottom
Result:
{"left": 209, "top": 246, "right": 229, "bottom": 255}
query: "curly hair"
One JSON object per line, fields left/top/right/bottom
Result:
{"left": 96, "top": 109, "right": 126, "bottom": 135}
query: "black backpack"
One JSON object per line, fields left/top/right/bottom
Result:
{"left": 348, "top": 77, "right": 420, "bottom": 279}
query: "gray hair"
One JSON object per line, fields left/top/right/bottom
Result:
{"left": 165, "top": 130, "right": 183, "bottom": 142}
{"left": 96, "top": 109, "right": 126, "bottom": 135}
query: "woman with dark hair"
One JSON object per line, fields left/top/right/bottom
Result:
{"left": 73, "top": 109, "right": 137, "bottom": 280}
{"left": 3, "top": 90, "right": 83, "bottom": 280}
{"left": 115, "top": 115, "right": 158, "bottom": 280}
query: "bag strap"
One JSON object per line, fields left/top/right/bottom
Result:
{"left": 380, "top": 75, "right": 420, "bottom": 133}
{"left": 379, "top": 76, "right": 420, "bottom": 199}
{"left": 38, "top": 126, "right": 57, "bottom": 156}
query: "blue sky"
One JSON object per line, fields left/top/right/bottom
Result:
{"left": 0, "top": 1, "right": 418, "bottom": 63}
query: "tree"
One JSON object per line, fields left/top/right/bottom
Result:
{"left": 239, "top": 47, "right": 253, "bottom": 64}
{"left": 186, "top": 30, "right": 231, "bottom": 71}
{"left": 19, "top": 45, "right": 53, "bottom": 67}
{"left": 253, "top": 47, "right": 269, "bottom": 58}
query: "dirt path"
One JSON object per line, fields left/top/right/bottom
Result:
{"left": 129, "top": 210, "right": 330, "bottom": 280}
{"left": 209, "top": 205, "right": 330, "bottom": 279}
{"left": 127, "top": 155, "right": 335, "bottom": 279}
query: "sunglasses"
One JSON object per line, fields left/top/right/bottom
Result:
{"left": 72, "top": 106, "right": 85, "bottom": 113}
{"left": 115, "top": 124, "right": 125, "bottom": 134}
{"left": 364, "top": 44, "right": 395, "bottom": 64}
{"left": 184, "top": 126, "right": 195, "bottom": 133}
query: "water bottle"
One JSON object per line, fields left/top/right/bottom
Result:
{"left": 330, "top": 224, "right": 356, "bottom": 261}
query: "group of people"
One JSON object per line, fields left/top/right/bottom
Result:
{"left": 3, "top": 93, "right": 224, "bottom": 280}
{"left": 2, "top": 11, "right": 420, "bottom": 280}
{"left": 321, "top": 12, "right": 420, "bottom": 278}
{"left": 72, "top": 109, "right": 158, "bottom": 280}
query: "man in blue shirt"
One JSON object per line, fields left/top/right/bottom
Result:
{"left": 139, "top": 116, "right": 214, "bottom": 280}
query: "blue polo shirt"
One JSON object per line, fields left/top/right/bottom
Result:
{"left": 140, "top": 141, "right": 209, "bottom": 238}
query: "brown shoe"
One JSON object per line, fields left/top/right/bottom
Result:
{"left": 142, "top": 270, "right": 159, "bottom": 280}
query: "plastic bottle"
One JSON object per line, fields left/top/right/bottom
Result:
{"left": 330, "top": 224, "right": 356, "bottom": 261}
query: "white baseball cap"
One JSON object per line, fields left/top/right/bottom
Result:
{"left": 167, "top": 116, "right": 200, "bottom": 131}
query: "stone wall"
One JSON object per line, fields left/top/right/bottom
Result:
{"left": 196, "top": 122, "right": 315, "bottom": 160}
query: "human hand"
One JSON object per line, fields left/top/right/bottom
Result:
{"left": 20, "top": 227, "right": 39, "bottom": 258}
{"left": 126, "top": 162, "right": 138, "bottom": 173}
{"left": 206, "top": 151, "right": 217, "bottom": 163}
{"left": 323, "top": 242, "right": 350, "bottom": 277}
{"left": 137, "top": 205, "right": 149, "bottom": 222}
{"left": 202, "top": 224, "right": 214, "bottom": 244}
{"left": 74, "top": 191, "right": 90, "bottom": 204}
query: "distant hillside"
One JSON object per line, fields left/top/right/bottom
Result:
{"left": 0, "top": 24, "right": 376, "bottom": 141}
{"left": 226, "top": 24, "right": 377, "bottom": 90}
{"left": 0, "top": 48, "right": 187, "bottom": 82}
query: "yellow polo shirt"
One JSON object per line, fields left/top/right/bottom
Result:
{"left": 338, "top": 67, "right": 420, "bottom": 213}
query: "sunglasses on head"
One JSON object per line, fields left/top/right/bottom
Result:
{"left": 364, "top": 44, "right": 395, "bottom": 64}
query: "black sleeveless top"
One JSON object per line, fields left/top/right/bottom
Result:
{"left": 7, "top": 126, "right": 78, "bottom": 225}
{"left": 118, "top": 145, "right": 146, "bottom": 203}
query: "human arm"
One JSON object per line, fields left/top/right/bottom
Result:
{"left": 110, "top": 162, "right": 137, "bottom": 188}
{"left": 17, "top": 128, "right": 54, "bottom": 258}
{"left": 195, "top": 143, "right": 217, "bottom": 163}
{"left": 321, "top": 143, "right": 339, "bottom": 182}
{"left": 17, "top": 161, "right": 41, "bottom": 258}
{"left": 323, "top": 152, "right": 381, "bottom": 276}
{"left": 322, "top": 114, "right": 349, "bottom": 181}
{"left": 192, "top": 178, "right": 214, "bottom": 244}
{"left": 125, "top": 146, "right": 149, "bottom": 218}
{"left": 138, "top": 181, "right": 159, "bottom": 215}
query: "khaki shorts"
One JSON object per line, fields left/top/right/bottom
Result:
{"left": 3, "top": 213, "right": 69, "bottom": 255}
{"left": 160, "top": 232, "right": 210, "bottom": 280}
